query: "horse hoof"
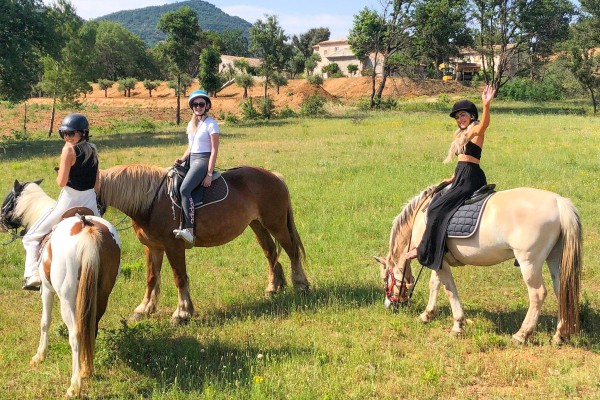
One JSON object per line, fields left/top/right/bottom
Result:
{"left": 30, "top": 356, "right": 43, "bottom": 367}
{"left": 170, "top": 315, "right": 191, "bottom": 326}
{"left": 450, "top": 329, "right": 463, "bottom": 338}
{"left": 132, "top": 312, "right": 146, "bottom": 321}
{"left": 419, "top": 312, "right": 433, "bottom": 323}
{"left": 511, "top": 334, "right": 526, "bottom": 346}
{"left": 551, "top": 334, "right": 565, "bottom": 346}
{"left": 66, "top": 386, "right": 80, "bottom": 398}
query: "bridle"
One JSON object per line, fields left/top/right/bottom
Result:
{"left": 384, "top": 191, "right": 434, "bottom": 309}
{"left": 1, "top": 188, "right": 24, "bottom": 245}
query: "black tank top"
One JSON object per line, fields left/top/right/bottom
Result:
{"left": 464, "top": 141, "right": 482, "bottom": 160}
{"left": 67, "top": 146, "right": 98, "bottom": 191}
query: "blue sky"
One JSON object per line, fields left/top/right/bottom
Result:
{"left": 43, "top": 0, "right": 380, "bottom": 39}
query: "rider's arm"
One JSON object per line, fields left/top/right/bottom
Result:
{"left": 56, "top": 144, "right": 75, "bottom": 188}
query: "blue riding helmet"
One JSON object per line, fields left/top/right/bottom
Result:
{"left": 188, "top": 90, "right": 211, "bottom": 110}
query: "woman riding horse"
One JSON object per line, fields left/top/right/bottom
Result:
{"left": 406, "top": 85, "right": 496, "bottom": 270}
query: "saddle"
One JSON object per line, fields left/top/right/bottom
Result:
{"left": 446, "top": 184, "right": 496, "bottom": 238}
{"left": 166, "top": 163, "right": 229, "bottom": 210}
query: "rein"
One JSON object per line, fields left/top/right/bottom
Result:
{"left": 386, "top": 190, "right": 433, "bottom": 307}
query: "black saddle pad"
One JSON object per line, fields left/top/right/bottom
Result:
{"left": 447, "top": 190, "right": 495, "bottom": 238}
{"left": 167, "top": 165, "right": 229, "bottom": 209}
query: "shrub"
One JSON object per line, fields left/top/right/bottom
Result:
{"left": 259, "top": 96, "right": 275, "bottom": 119}
{"left": 278, "top": 105, "right": 297, "bottom": 118}
{"left": 240, "top": 98, "right": 260, "bottom": 120}
{"left": 307, "top": 74, "right": 323, "bottom": 86}
{"left": 300, "top": 94, "right": 327, "bottom": 116}
{"left": 500, "top": 78, "right": 563, "bottom": 101}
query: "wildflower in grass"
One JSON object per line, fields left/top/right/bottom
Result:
{"left": 253, "top": 375, "right": 264, "bottom": 384}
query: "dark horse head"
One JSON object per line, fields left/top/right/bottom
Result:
{"left": 1, "top": 179, "right": 43, "bottom": 233}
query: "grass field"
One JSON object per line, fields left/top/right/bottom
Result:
{"left": 1, "top": 101, "right": 599, "bottom": 399}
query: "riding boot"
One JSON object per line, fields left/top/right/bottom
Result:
{"left": 173, "top": 227, "right": 195, "bottom": 249}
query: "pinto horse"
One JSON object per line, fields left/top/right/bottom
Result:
{"left": 0, "top": 180, "right": 121, "bottom": 397}
{"left": 375, "top": 185, "right": 582, "bottom": 345}
{"left": 97, "top": 164, "right": 309, "bottom": 325}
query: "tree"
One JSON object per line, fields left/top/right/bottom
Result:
{"left": 250, "top": 15, "right": 291, "bottom": 99}
{"left": 0, "top": 0, "right": 56, "bottom": 102}
{"left": 157, "top": 6, "right": 201, "bottom": 125}
{"left": 98, "top": 79, "right": 114, "bottom": 97}
{"left": 472, "top": 0, "right": 574, "bottom": 92}
{"left": 566, "top": 10, "right": 600, "bottom": 113}
{"left": 143, "top": 80, "right": 160, "bottom": 97}
{"left": 347, "top": 64, "right": 359, "bottom": 76}
{"left": 271, "top": 72, "right": 288, "bottom": 94}
{"left": 216, "top": 29, "right": 250, "bottom": 57}
{"left": 198, "top": 46, "right": 222, "bottom": 96}
{"left": 234, "top": 73, "right": 255, "bottom": 98}
{"left": 117, "top": 78, "right": 137, "bottom": 97}
{"left": 39, "top": 0, "right": 97, "bottom": 135}
{"left": 412, "top": 0, "right": 473, "bottom": 72}
{"left": 289, "top": 53, "right": 305, "bottom": 79}
{"left": 305, "top": 53, "right": 321, "bottom": 76}
{"left": 292, "top": 27, "right": 330, "bottom": 58}
{"left": 349, "top": 2, "right": 416, "bottom": 108}
{"left": 93, "top": 21, "right": 160, "bottom": 82}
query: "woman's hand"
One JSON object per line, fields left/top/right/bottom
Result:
{"left": 202, "top": 174, "right": 212, "bottom": 187}
{"left": 482, "top": 85, "right": 496, "bottom": 106}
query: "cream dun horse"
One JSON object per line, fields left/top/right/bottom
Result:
{"left": 375, "top": 185, "right": 582, "bottom": 345}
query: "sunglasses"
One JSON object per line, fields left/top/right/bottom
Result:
{"left": 191, "top": 102, "right": 206, "bottom": 108}
{"left": 59, "top": 130, "right": 77, "bottom": 138}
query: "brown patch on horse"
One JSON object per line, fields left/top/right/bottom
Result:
{"left": 70, "top": 220, "right": 84, "bottom": 236}
{"left": 42, "top": 242, "right": 52, "bottom": 282}
{"left": 61, "top": 207, "right": 95, "bottom": 219}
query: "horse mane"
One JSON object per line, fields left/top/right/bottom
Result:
{"left": 99, "top": 164, "right": 167, "bottom": 216}
{"left": 388, "top": 184, "right": 437, "bottom": 260}
{"left": 15, "top": 184, "right": 56, "bottom": 228}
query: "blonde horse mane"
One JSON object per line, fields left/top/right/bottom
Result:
{"left": 15, "top": 183, "right": 56, "bottom": 228}
{"left": 99, "top": 164, "right": 167, "bottom": 216}
{"left": 388, "top": 185, "right": 437, "bottom": 261}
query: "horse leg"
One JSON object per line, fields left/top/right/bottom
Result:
{"left": 262, "top": 216, "right": 309, "bottom": 291}
{"left": 30, "top": 285, "right": 54, "bottom": 367}
{"left": 59, "top": 294, "right": 82, "bottom": 398}
{"left": 420, "top": 270, "right": 441, "bottom": 323}
{"left": 436, "top": 263, "right": 466, "bottom": 336}
{"left": 250, "top": 221, "right": 286, "bottom": 295}
{"left": 512, "top": 255, "right": 547, "bottom": 345}
{"left": 164, "top": 247, "right": 194, "bottom": 325}
{"left": 133, "top": 245, "right": 163, "bottom": 320}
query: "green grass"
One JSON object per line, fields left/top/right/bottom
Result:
{"left": 1, "top": 101, "right": 599, "bottom": 399}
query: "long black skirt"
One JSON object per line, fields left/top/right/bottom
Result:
{"left": 416, "top": 161, "right": 487, "bottom": 270}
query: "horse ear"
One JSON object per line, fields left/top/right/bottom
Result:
{"left": 373, "top": 256, "right": 386, "bottom": 266}
{"left": 33, "top": 179, "right": 43, "bottom": 186}
{"left": 13, "top": 180, "right": 22, "bottom": 193}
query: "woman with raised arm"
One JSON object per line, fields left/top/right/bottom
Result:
{"left": 406, "top": 85, "right": 496, "bottom": 270}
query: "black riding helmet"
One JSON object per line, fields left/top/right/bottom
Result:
{"left": 59, "top": 113, "right": 90, "bottom": 141}
{"left": 449, "top": 99, "right": 478, "bottom": 121}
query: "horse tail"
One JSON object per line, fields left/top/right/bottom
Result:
{"left": 273, "top": 172, "right": 305, "bottom": 261}
{"left": 75, "top": 224, "right": 101, "bottom": 379}
{"left": 556, "top": 196, "right": 582, "bottom": 337}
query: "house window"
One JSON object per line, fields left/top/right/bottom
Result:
{"left": 335, "top": 47, "right": 338, "bottom": 51}
{"left": 324, "top": 50, "right": 327, "bottom": 55}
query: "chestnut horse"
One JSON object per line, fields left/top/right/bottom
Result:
{"left": 375, "top": 185, "right": 582, "bottom": 345}
{"left": 1, "top": 180, "right": 121, "bottom": 397}
{"left": 97, "top": 164, "right": 309, "bottom": 325}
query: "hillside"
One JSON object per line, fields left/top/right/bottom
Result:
{"left": 97, "top": 0, "right": 252, "bottom": 46}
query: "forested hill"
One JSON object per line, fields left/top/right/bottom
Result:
{"left": 97, "top": 0, "right": 252, "bottom": 46}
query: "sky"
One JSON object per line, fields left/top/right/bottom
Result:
{"left": 42, "top": 0, "right": 382, "bottom": 39}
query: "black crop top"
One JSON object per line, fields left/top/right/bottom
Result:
{"left": 67, "top": 146, "right": 98, "bottom": 191}
{"left": 464, "top": 141, "right": 482, "bottom": 160}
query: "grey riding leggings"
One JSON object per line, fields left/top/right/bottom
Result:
{"left": 180, "top": 152, "right": 210, "bottom": 229}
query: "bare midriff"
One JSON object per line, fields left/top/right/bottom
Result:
{"left": 457, "top": 154, "right": 480, "bottom": 164}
